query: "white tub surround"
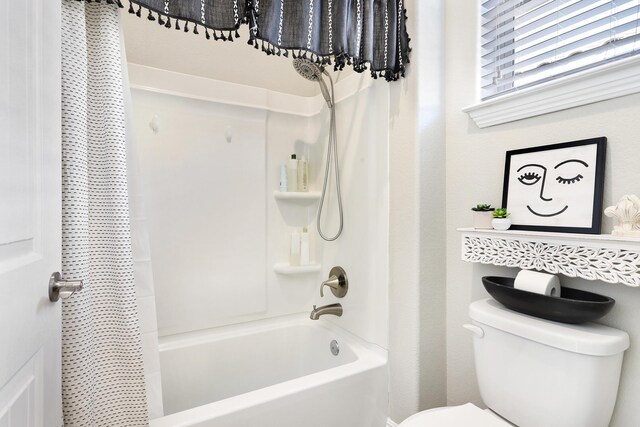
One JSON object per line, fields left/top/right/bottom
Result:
{"left": 128, "top": 63, "right": 374, "bottom": 118}
{"left": 150, "top": 315, "right": 388, "bottom": 427}
{"left": 130, "top": 65, "right": 390, "bottom": 347}
{"left": 130, "top": 63, "right": 391, "bottom": 424}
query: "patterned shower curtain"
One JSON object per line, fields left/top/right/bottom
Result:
{"left": 61, "top": 1, "right": 149, "bottom": 425}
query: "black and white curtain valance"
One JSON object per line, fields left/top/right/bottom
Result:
{"left": 103, "top": 0, "right": 411, "bottom": 81}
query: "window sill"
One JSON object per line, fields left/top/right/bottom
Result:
{"left": 463, "top": 56, "right": 640, "bottom": 129}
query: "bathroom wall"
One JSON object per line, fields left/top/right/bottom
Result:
{"left": 128, "top": 65, "right": 390, "bottom": 348}
{"left": 387, "top": 0, "right": 448, "bottom": 423}
{"left": 265, "top": 74, "right": 391, "bottom": 348}
{"left": 131, "top": 88, "right": 268, "bottom": 336}
{"left": 312, "top": 80, "right": 390, "bottom": 348}
{"left": 445, "top": 2, "right": 640, "bottom": 426}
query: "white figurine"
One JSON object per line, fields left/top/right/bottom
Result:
{"left": 604, "top": 195, "right": 640, "bottom": 237}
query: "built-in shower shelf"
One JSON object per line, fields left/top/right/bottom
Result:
{"left": 274, "top": 263, "right": 322, "bottom": 275}
{"left": 273, "top": 191, "right": 321, "bottom": 207}
{"left": 458, "top": 228, "right": 640, "bottom": 287}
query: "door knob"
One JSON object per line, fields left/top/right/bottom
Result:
{"left": 48, "top": 272, "right": 83, "bottom": 302}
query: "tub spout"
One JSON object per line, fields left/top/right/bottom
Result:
{"left": 309, "top": 303, "right": 343, "bottom": 320}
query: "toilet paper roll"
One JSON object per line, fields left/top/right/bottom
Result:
{"left": 514, "top": 270, "right": 561, "bottom": 297}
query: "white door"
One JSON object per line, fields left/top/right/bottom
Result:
{"left": 0, "top": 0, "right": 63, "bottom": 426}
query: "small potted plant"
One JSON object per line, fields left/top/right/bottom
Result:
{"left": 491, "top": 208, "right": 511, "bottom": 230}
{"left": 472, "top": 204, "right": 495, "bottom": 229}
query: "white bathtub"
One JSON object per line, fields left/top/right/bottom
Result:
{"left": 150, "top": 314, "right": 389, "bottom": 427}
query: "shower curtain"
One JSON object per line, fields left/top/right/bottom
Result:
{"left": 61, "top": 1, "right": 149, "bottom": 425}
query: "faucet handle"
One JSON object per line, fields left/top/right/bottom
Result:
{"left": 320, "top": 276, "right": 340, "bottom": 297}
{"left": 320, "top": 266, "right": 348, "bottom": 298}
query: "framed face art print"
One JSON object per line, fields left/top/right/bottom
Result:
{"left": 502, "top": 137, "right": 606, "bottom": 234}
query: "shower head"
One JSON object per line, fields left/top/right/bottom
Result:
{"left": 293, "top": 57, "right": 322, "bottom": 81}
{"left": 293, "top": 58, "right": 333, "bottom": 108}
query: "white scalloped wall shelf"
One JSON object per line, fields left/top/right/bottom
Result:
{"left": 458, "top": 228, "right": 640, "bottom": 287}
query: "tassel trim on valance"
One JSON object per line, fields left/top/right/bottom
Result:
{"left": 80, "top": 0, "right": 411, "bottom": 82}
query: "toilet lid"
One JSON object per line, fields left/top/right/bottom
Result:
{"left": 399, "top": 403, "right": 512, "bottom": 427}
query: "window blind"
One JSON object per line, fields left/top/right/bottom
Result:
{"left": 481, "top": 0, "right": 640, "bottom": 99}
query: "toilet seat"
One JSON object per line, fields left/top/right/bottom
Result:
{"left": 399, "top": 403, "right": 512, "bottom": 427}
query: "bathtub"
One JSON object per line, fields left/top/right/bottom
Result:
{"left": 149, "top": 314, "right": 389, "bottom": 427}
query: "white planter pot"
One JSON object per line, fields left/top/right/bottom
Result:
{"left": 473, "top": 211, "right": 494, "bottom": 229}
{"left": 492, "top": 218, "right": 512, "bottom": 231}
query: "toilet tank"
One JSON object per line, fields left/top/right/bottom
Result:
{"left": 468, "top": 299, "right": 629, "bottom": 427}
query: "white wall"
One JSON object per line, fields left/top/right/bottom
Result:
{"left": 132, "top": 91, "right": 268, "bottom": 336}
{"left": 313, "top": 81, "right": 390, "bottom": 348}
{"left": 265, "top": 76, "right": 391, "bottom": 348}
{"left": 387, "top": 0, "right": 448, "bottom": 423}
{"left": 129, "top": 67, "right": 390, "bottom": 349}
{"left": 445, "top": 2, "right": 640, "bottom": 426}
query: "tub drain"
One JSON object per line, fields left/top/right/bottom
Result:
{"left": 330, "top": 340, "right": 339, "bottom": 356}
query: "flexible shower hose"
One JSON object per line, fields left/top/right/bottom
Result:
{"left": 317, "top": 73, "right": 344, "bottom": 241}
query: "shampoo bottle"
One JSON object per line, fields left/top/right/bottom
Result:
{"left": 279, "top": 164, "right": 288, "bottom": 192}
{"left": 290, "top": 229, "right": 301, "bottom": 266}
{"left": 287, "top": 154, "right": 298, "bottom": 192}
{"left": 297, "top": 156, "right": 309, "bottom": 192}
{"left": 300, "top": 227, "right": 310, "bottom": 266}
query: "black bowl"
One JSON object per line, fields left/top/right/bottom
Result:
{"left": 482, "top": 276, "right": 615, "bottom": 324}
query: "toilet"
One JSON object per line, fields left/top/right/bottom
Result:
{"left": 400, "top": 298, "right": 630, "bottom": 427}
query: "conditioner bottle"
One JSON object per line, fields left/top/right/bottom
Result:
{"left": 279, "top": 164, "right": 288, "bottom": 192}
{"left": 289, "top": 229, "right": 301, "bottom": 266}
{"left": 300, "top": 227, "right": 310, "bottom": 265}
{"left": 287, "top": 154, "right": 298, "bottom": 192}
{"left": 297, "top": 156, "right": 309, "bottom": 192}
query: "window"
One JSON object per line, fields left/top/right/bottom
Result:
{"left": 481, "top": 0, "right": 640, "bottom": 100}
